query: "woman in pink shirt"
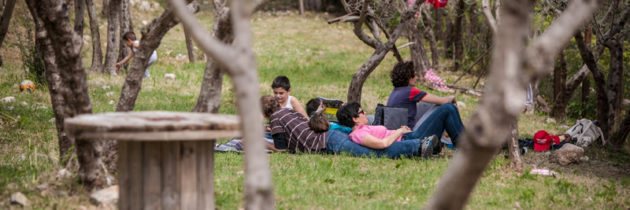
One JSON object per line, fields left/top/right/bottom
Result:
{"left": 337, "top": 102, "right": 442, "bottom": 157}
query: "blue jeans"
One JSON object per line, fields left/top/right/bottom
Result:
{"left": 325, "top": 130, "right": 420, "bottom": 158}
{"left": 403, "top": 103, "right": 464, "bottom": 146}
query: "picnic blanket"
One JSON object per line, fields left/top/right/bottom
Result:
{"left": 215, "top": 137, "right": 274, "bottom": 152}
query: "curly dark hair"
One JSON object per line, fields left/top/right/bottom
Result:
{"left": 336, "top": 102, "right": 362, "bottom": 128}
{"left": 390, "top": 61, "right": 416, "bottom": 88}
{"left": 261, "top": 95, "right": 280, "bottom": 118}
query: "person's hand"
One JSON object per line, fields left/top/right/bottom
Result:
{"left": 447, "top": 95, "right": 457, "bottom": 104}
{"left": 398, "top": 126, "right": 412, "bottom": 134}
{"left": 316, "top": 103, "right": 325, "bottom": 113}
{"left": 115, "top": 63, "right": 121, "bottom": 69}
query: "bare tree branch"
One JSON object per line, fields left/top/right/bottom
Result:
{"left": 482, "top": 0, "right": 497, "bottom": 34}
{"left": 327, "top": 14, "right": 359, "bottom": 24}
{"left": 340, "top": 0, "right": 352, "bottom": 14}
{"left": 353, "top": 0, "right": 380, "bottom": 49}
{"left": 170, "top": 0, "right": 238, "bottom": 72}
{"left": 526, "top": 0, "right": 600, "bottom": 78}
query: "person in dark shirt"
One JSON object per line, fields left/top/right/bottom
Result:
{"left": 386, "top": 61, "right": 464, "bottom": 146}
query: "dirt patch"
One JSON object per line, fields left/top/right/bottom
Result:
{"left": 521, "top": 146, "right": 630, "bottom": 180}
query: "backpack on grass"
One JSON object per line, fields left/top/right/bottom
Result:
{"left": 565, "top": 119, "right": 606, "bottom": 147}
{"left": 373, "top": 104, "right": 408, "bottom": 130}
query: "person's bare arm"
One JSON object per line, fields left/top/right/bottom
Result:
{"left": 116, "top": 47, "right": 135, "bottom": 69}
{"left": 290, "top": 97, "right": 309, "bottom": 119}
{"left": 421, "top": 93, "right": 456, "bottom": 105}
{"left": 360, "top": 126, "right": 411, "bottom": 149}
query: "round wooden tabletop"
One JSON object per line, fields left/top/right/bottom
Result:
{"left": 64, "top": 111, "right": 242, "bottom": 141}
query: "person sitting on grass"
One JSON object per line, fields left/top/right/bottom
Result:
{"left": 305, "top": 97, "right": 352, "bottom": 134}
{"left": 337, "top": 102, "right": 459, "bottom": 156}
{"left": 261, "top": 95, "right": 432, "bottom": 158}
{"left": 116, "top": 31, "right": 158, "bottom": 78}
{"left": 271, "top": 76, "right": 308, "bottom": 118}
{"left": 387, "top": 61, "right": 458, "bottom": 130}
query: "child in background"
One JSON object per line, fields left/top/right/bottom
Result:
{"left": 116, "top": 31, "right": 158, "bottom": 78}
{"left": 271, "top": 76, "right": 308, "bottom": 118}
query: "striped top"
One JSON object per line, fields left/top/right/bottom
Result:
{"left": 270, "top": 108, "right": 327, "bottom": 152}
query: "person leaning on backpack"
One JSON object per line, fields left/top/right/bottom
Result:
{"left": 387, "top": 61, "right": 459, "bottom": 128}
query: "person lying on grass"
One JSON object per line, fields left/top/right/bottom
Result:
{"left": 261, "top": 95, "right": 433, "bottom": 158}
{"left": 305, "top": 97, "right": 352, "bottom": 134}
{"left": 336, "top": 102, "right": 463, "bottom": 154}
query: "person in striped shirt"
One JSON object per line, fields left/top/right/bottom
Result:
{"left": 261, "top": 95, "right": 431, "bottom": 158}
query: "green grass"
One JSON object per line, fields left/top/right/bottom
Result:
{"left": 1, "top": 3, "right": 629, "bottom": 209}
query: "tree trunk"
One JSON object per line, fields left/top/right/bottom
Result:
{"left": 74, "top": 0, "right": 85, "bottom": 36}
{"left": 610, "top": 111, "right": 630, "bottom": 146}
{"left": 426, "top": 0, "right": 600, "bottom": 207}
{"left": 422, "top": 7, "right": 439, "bottom": 69}
{"left": 551, "top": 65, "right": 589, "bottom": 120}
{"left": 452, "top": 0, "right": 466, "bottom": 72}
{"left": 406, "top": 22, "right": 430, "bottom": 77}
{"left": 347, "top": 45, "right": 392, "bottom": 103}
{"left": 116, "top": 2, "right": 200, "bottom": 112}
{"left": 27, "top": 0, "right": 110, "bottom": 190}
{"left": 347, "top": 0, "right": 424, "bottom": 103}
{"left": 193, "top": 57, "right": 224, "bottom": 113}
{"left": 581, "top": 76, "right": 589, "bottom": 118}
{"left": 101, "top": 0, "right": 109, "bottom": 17}
{"left": 553, "top": 50, "right": 567, "bottom": 104}
{"left": 170, "top": 0, "right": 276, "bottom": 207}
{"left": 434, "top": 8, "right": 442, "bottom": 45}
{"left": 192, "top": 4, "right": 233, "bottom": 113}
{"left": 103, "top": 0, "right": 121, "bottom": 75}
{"left": 0, "top": 0, "right": 16, "bottom": 51}
{"left": 86, "top": 0, "right": 103, "bottom": 73}
{"left": 299, "top": 0, "right": 304, "bottom": 15}
{"left": 184, "top": 27, "right": 195, "bottom": 63}
{"left": 28, "top": 4, "right": 71, "bottom": 164}
{"left": 575, "top": 32, "right": 611, "bottom": 138}
{"left": 507, "top": 119, "right": 522, "bottom": 171}
{"left": 604, "top": 38, "right": 623, "bottom": 134}
{"left": 444, "top": 11, "right": 454, "bottom": 59}
{"left": 466, "top": 0, "right": 481, "bottom": 59}
{"left": 117, "top": 0, "right": 132, "bottom": 71}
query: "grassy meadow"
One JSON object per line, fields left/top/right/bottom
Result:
{"left": 1, "top": 2, "right": 629, "bottom": 209}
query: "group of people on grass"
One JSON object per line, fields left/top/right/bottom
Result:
{"left": 113, "top": 31, "right": 463, "bottom": 158}
{"left": 261, "top": 61, "right": 465, "bottom": 158}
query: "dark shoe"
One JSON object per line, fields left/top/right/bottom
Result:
{"left": 433, "top": 140, "right": 443, "bottom": 155}
{"left": 421, "top": 135, "right": 438, "bottom": 158}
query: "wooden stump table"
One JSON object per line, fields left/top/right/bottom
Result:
{"left": 65, "top": 111, "right": 241, "bottom": 210}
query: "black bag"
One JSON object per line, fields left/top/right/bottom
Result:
{"left": 373, "top": 104, "right": 408, "bottom": 129}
